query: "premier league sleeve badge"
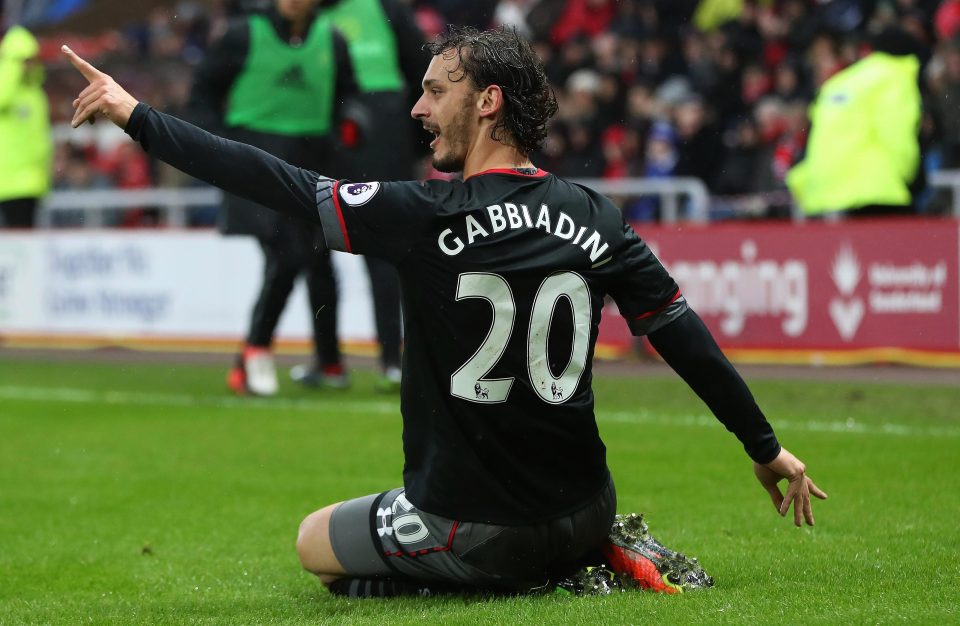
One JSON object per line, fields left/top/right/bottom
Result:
{"left": 339, "top": 181, "right": 381, "bottom": 206}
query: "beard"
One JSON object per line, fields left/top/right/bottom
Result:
{"left": 431, "top": 94, "right": 474, "bottom": 173}
{"left": 432, "top": 151, "right": 464, "bottom": 173}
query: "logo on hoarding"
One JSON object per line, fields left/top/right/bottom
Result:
{"left": 829, "top": 299, "right": 865, "bottom": 341}
{"left": 829, "top": 245, "right": 864, "bottom": 341}
{"left": 828, "top": 243, "right": 948, "bottom": 341}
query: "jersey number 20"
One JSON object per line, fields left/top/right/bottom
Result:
{"left": 451, "top": 271, "right": 592, "bottom": 405}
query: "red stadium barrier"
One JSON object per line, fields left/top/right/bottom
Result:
{"left": 598, "top": 218, "right": 960, "bottom": 367}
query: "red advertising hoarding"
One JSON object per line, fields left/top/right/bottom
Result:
{"left": 598, "top": 219, "right": 960, "bottom": 366}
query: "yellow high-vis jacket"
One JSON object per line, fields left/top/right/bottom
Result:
{"left": 787, "top": 52, "right": 921, "bottom": 215}
{"left": 0, "top": 26, "right": 52, "bottom": 203}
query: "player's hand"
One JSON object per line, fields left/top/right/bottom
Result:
{"left": 62, "top": 45, "right": 138, "bottom": 129}
{"left": 753, "top": 447, "right": 827, "bottom": 527}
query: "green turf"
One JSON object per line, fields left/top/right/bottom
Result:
{"left": 0, "top": 357, "right": 957, "bottom": 624}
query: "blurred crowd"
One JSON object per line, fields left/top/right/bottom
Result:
{"left": 28, "top": 0, "right": 960, "bottom": 223}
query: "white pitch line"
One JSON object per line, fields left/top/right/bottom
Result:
{"left": 0, "top": 385, "right": 398, "bottom": 415}
{"left": 1, "top": 386, "right": 958, "bottom": 439}
{"left": 600, "top": 410, "right": 960, "bottom": 439}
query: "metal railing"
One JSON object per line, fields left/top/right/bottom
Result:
{"left": 39, "top": 177, "right": 712, "bottom": 227}
{"left": 928, "top": 170, "right": 960, "bottom": 218}
{"left": 38, "top": 187, "right": 222, "bottom": 228}
{"left": 36, "top": 170, "right": 960, "bottom": 228}
{"left": 571, "top": 177, "right": 710, "bottom": 223}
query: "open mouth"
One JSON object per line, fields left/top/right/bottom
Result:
{"left": 425, "top": 127, "right": 440, "bottom": 150}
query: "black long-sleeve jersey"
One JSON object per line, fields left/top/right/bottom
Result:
{"left": 125, "top": 104, "right": 781, "bottom": 524}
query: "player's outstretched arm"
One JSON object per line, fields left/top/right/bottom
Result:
{"left": 648, "top": 308, "right": 827, "bottom": 526}
{"left": 62, "top": 45, "right": 324, "bottom": 225}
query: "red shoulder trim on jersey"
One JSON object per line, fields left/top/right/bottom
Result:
{"left": 465, "top": 167, "right": 550, "bottom": 180}
{"left": 331, "top": 180, "right": 353, "bottom": 254}
{"left": 635, "top": 289, "right": 682, "bottom": 320}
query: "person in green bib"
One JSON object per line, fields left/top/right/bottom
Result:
{"left": 284, "top": 0, "right": 427, "bottom": 392}
{"left": 187, "top": 0, "right": 357, "bottom": 396}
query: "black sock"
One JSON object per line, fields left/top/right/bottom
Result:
{"left": 327, "top": 577, "right": 445, "bottom": 598}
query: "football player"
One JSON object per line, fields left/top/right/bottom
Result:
{"left": 63, "top": 26, "right": 825, "bottom": 597}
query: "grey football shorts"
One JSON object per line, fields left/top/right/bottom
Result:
{"left": 328, "top": 478, "right": 616, "bottom": 591}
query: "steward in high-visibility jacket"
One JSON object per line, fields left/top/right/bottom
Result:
{"left": 787, "top": 30, "right": 921, "bottom": 217}
{"left": 0, "top": 25, "right": 51, "bottom": 227}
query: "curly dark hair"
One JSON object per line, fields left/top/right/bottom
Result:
{"left": 424, "top": 26, "right": 558, "bottom": 157}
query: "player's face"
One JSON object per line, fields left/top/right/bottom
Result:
{"left": 275, "top": 0, "right": 317, "bottom": 21}
{"left": 411, "top": 51, "right": 479, "bottom": 173}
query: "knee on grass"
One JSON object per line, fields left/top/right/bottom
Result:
{"left": 296, "top": 505, "right": 339, "bottom": 580}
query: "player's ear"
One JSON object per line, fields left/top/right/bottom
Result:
{"left": 477, "top": 85, "right": 504, "bottom": 120}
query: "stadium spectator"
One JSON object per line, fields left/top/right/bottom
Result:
{"left": 419, "top": 0, "right": 499, "bottom": 29}
{"left": 624, "top": 120, "right": 676, "bottom": 222}
{"left": 929, "top": 35, "right": 960, "bottom": 171}
{"left": 186, "top": 0, "right": 356, "bottom": 395}
{"left": 0, "top": 23, "right": 51, "bottom": 228}
{"left": 62, "top": 26, "right": 826, "bottom": 596}
{"left": 680, "top": 28, "right": 720, "bottom": 95}
{"left": 559, "top": 121, "right": 604, "bottom": 176}
{"left": 53, "top": 144, "right": 110, "bottom": 193}
{"left": 36, "top": 0, "right": 960, "bottom": 223}
{"left": 805, "top": 30, "right": 846, "bottom": 88}
{"left": 550, "top": 0, "right": 616, "bottom": 45}
{"left": 936, "top": 0, "right": 960, "bottom": 41}
{"left": 492, "top": 0, "right": 536, "bottom": 37}
{"left": 713, "top": 115, "right": 762, "bottom": 196}
{"left": 787, "top": 27, "right": 922, "bottom": 218}
{"left": 771, "top": 60, "right": 810, "bottom": 101}
{"left": 292, "top": 0, "right": 427, "bottom": 392}
{"left": 693, "top": 0, "right": 744, "bottom": 33}
{"left": 673, "top": 93, "right": 722, "bottom": 186}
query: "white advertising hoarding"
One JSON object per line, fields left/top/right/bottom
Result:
{"left": 0, "top": 231, "right": 375, "bottom": 343}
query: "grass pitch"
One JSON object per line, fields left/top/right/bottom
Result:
{"left": 0, "top": 356, "right": 957, "bottom": 625}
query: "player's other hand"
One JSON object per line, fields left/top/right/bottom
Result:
{"left": 753, "top": 447, "right": 827, "bottom": 527}
{"left": 62, "top": 45, "right": 138, "bottom": 130}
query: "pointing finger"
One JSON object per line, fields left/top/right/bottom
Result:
{"left": 61, "top": 45, "right": 104, "bottom": 82}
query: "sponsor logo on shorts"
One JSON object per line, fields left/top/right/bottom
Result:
{"left": 376, "top": 507, "right": 393, "bottom": 537}
{"left": 376, "top": 492, "right": 434, "bottom": 546}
